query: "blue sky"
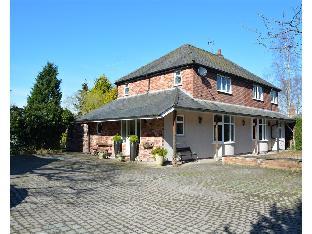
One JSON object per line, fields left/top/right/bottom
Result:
{"left": 11, "top": 0, "right": 300, "bottom": 107}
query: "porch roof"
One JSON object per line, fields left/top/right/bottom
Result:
{"left": 76, "top": 88, "right": 292, "bottom": 122}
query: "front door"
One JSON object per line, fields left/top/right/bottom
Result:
{"left": 121, "top": 119, "right": 141, "bottom": 155}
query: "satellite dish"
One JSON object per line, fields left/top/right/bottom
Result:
{"left": 197, "top": 66, "right": 207, "bottom": 77}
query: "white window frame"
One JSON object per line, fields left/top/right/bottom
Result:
{"left": 176, "top": 115, "right": 184, "bottom": 136}
{"left": 121, "top": 119, "right": 141, "bottom": 143}
{"left": 213, "top": 114, "right": 235, "bottom": 143}
{"left": 270, "top": 90, "right": 278, "bottom": 104}
{"left": 251, "top": 118, "right": 267, "bottom": 141}
{"left": 174, "top": 70, "right": 182, "bottom": 86}
{"left": 253, "top": 85, "right": 263, "bottom": 101}
{"left": 97, "top": 122, "right": 104, "bottom": 135}
{"left": 217, "top": 74, "right": 232, "bottom": 94}
{"left": 124, "top": 84, "right": 129, "bottom": 96}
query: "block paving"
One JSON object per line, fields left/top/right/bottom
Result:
{"left": 11, "top": 153, "right": 301, "bottom": 233}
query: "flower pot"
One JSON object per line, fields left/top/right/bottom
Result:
{"left": 155, "top": 155, "right": 164, "bottom": 166}
{"left": 114, "top": 141, "right": 122, "bottom": 156}
{"left": 130, "top": 142, "right": 138, "bottom": 161}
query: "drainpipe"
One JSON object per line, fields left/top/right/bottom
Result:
{"left": 276, "top": 120, "right": 280, "bottom": 153}
{"left": 215, "top": 123, "right": 219, "bottom": 161}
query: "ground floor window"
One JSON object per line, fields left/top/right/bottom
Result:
{"left": 121, "top": 119, "right": 141, "bottom": 142}
{"left": 97, "top": 122, "right": 104, "bottom": 134}
{"left": 213, "top": 114, "right": 235, "bottom": 143}
{"left": 252, "top": 118, "right": 267, "bottom": 140}
{"left": 176, "top": 115, "right": 184, "bottom": 135}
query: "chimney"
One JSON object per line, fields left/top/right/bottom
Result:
{"left": 216, "top": 49, "right": 223, "bottom": 57}
{"left": 288, "top": 104, "right": 296, "bottom": 118}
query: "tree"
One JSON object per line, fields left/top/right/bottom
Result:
{"left": 254, "top": 5, "right": 302, "bottom": 115}
{"left": 10, "top": 105, "right": 26, "bottom": 154}
{"left": 64, "top": 75, "right": 117, "bottom": 116}
{"left": 24, "top": 62, "right": 64, "bottom": 149}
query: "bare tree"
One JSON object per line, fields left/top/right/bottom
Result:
{"left": 254, "top": 5, "right": 302, "bottom": 115}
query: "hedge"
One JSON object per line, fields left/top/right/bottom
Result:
{"left": 294, "top": 117, "right": 302, "bottom": 151}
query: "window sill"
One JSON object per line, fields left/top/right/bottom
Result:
{"left": 174, "top": 84, "right": 182, "bottom": 87}
{"left": 253, "top": 98, "right": 264, "bottom": 102}
{"left": 217, "top": 90, "right": 232, "bottom": 95}
{"left": 212, "top": 141, "right": 235, "bottom": 144}
{"left": 177, "top": 134, "right": 184, "bottom": 137}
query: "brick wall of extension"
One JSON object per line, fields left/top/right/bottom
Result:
{"left": 117, "top": 67, "right": 278, "bottom": 112}
{"left": 69, "top": 119, "right": 165, "bottom": 162}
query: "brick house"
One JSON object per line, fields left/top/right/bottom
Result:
{"left": 70, "top": 44, "right": 292, "bottom": 162}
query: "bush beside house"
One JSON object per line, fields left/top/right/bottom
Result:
{"left": 294, "top": 117, "right": 302, "bottom": 151}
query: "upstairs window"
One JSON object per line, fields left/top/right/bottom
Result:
{"left": 124, "top": 84, "right": 129, "bottom": 96}
{"left": 270, "top": 90, "right": 278, "bottom": 104}
{"left": 176, "top": 115, "right": 184, "bottom": 135}
{"left": 253, "top": 85, "right": 263, "bottom": 101}
{"left": 217, "top": 75, "right": 232, "bottom": 94}
{"left": 174, "top": 70, "right": 182, "bottom": 86}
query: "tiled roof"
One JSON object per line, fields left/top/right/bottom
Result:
{"left": 115, "top": 44, "right": 281, "bottom": 91}
{"left": 77, "top": 88, "right": 290, "bottom": 122}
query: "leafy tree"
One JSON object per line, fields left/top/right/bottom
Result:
{"left": 24, "top": 62, "right": 64, "bottom": 149}
{"left": 80, "top": 75, "right": 117, "bottom": 114}
{"left": 10, "top": 105, "right": 27, "bottom": 154}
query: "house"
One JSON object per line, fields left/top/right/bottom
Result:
{"left": 70, "top": 44, "right": 292, "bottom": 162}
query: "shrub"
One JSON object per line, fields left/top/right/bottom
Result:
{"left": 151, "top": 147, "right": 168, "bottom": 157}
{"left": 129, "top": 135, "right": 139, "bottom": 143}
{"left": 112, "top": 133, "right": 122, "bottom": 142}
{"left": 294, "top": 117, "right": 302, "bottom": 151}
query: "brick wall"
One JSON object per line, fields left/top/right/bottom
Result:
{"left": 117, "top": 67, "right": 279, "bottom": 111}
{"left": 117, "top": 68, "right": 194, "bottom": 98}
{"left": 139, "top": 118, "right": 164, "bottom": 162}
{"left": 88, "top": 121, "right": 121, "bottom": 155}
{"left": 192, "top": 70, "right": 278, "bottom": 111}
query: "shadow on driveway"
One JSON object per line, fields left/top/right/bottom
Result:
{"left": 10, "top": 185, "right": 28, "bottom": 208}
{"left": 10, "top": 155, "right": 59, "bottom": 175}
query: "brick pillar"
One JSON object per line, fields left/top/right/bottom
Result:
{"left": 82, "top": 123, "right": 90, "bottom": 153}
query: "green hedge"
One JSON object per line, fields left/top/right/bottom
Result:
{"left": 294, "top": 117, "right": 302, "bottom": 151}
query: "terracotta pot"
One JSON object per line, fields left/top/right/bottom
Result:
{"left": 155, "top": 155, "right": 164, "bottom": 166}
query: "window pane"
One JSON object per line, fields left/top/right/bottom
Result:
{"left": 231, "top": 124, "right": 234, "bottom": 141}
{"left": 177, "top": 123, "right": 183, "bottom": 135}
{"left": 217, "top": 76, "right": 221, "bottom": 90}
{"left": 137, "top": 120, "right": 141, "bottom": 141}
{"left": 252, "top": 125, "right": 256, "bottom": 139}
{"left": 129, "top": 120, "right": 135, "bottom": 135}
{"left": 259, "top": 119, "right": 263, "bottom": 124}
{"left": 259, "top": 125, "right": 263, "bottom": 140}
{"left": 218, "top": 125, "right": 222, "bottom": 141}
{"left": 253, "top": 118, "right": 257, "bottom": 125}
{"left": 175, "top": 76, "right": 181, "bottom": 84}
{"left": 222, "top": 79, "right": 226, "bottom": 91}
{"left": 224, "top": 115, "right": 230, "bottom": 123}
{"left": 175, "top": 71, "right": 180, "bottom": 76}
{"left": 214, "top": 115, "right": 222, "bottom": 123}
{"left": 121, "top": 121, "right": 126, "bottom": 141}
{"left": 224, "top": 124, "right": 230, "bottom": 142}
{"left": 177, "top": 116, "right": 183, "bottom": 122}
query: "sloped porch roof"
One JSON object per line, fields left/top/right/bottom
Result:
{"left": 76, "top": 88, "right": 292, "bottom": 122}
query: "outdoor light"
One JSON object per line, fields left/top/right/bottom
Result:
{"left": 198, "top": 116, "right": 202, "bottom": 124}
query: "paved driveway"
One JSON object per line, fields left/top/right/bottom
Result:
{"left": 10, "top": 153, "right": 301, "bottom": 233}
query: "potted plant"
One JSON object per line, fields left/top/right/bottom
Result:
{"left": 98, "top": 151, "right": 108, "bottom": 159}
{"left": 129, "top": 135, "right": 139, "bottom": 161}
{"left": 151, "top": 147, "right": 168, "bottom": 166}
{"left": 112, "top": 134, "right": 122, "bottom": 156}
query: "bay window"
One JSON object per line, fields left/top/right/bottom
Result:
{"left": 252, "top": 118, "right": 267, "bottom": 140}
{"left": 213, "top": 114, "right": 235, "bottom": 143}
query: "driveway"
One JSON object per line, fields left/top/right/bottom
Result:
{"left": 10, "top": 153, "right": 302, "bottom": 233}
